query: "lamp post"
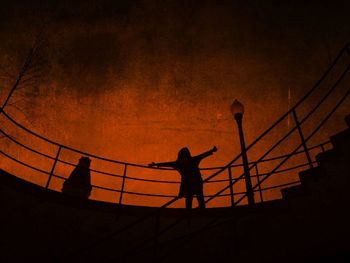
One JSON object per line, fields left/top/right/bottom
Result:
{"left": 231, "top": 100, "right": 255, "bottom": 205}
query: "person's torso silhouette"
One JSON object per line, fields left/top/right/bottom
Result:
{"left": 62, "top": 156, "right": 92, "bottom": 199}
{"left": 149, "top": 146, "right": 217, "bottom": 209}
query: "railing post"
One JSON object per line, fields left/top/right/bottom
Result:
{"left": 292, "top": 109, "right": 314, "bottom": 169}
{"left": 254, "top": 162, "right": 264, "bottom": 202}
{"left": 45, "top": 146, "right": 61, "bottom": 189}
{"left": 118, "top": 164, "right": 127, "bottom": 205}
{"left": 227, "top": 166, "right": 235, "bottom": 207}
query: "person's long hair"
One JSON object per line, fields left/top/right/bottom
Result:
{"left": 177, "top": 147, "right": 191, "bottom": 164}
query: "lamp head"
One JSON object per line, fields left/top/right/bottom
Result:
{"left": 231, "top": 99, "right": 244, "bottom": 120}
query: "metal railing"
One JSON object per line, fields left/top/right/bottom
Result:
{"left": 0, "top": 119, "right": 329, "bottom": 203}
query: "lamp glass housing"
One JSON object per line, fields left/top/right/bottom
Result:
{"left": 230, "top": 99, "right": 244, "bottom": 116}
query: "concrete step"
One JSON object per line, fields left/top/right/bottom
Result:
{"left": 345, "top": 114, "right": 350, "bottom": 128}
{"left": 330, "top": 129, "right": 350, "bottom": 152}
{"left": 315, "top": 149, "right": 338, "bottom": 166}
{"left": 299, "top": 166, "right": 324, "bottom": 185}
{"left": 281, "top": 184, "right": 308, "bottom": 200}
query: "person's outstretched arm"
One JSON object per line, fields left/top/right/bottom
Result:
{"left": 148, "top": 161, "right": 177, "bottom": 168}
{"left": 194, "top": 146, "right": 218, "bottom": 161}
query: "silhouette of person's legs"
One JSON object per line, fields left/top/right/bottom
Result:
{"left": 185, "top": 194, "right": 193, "bottom": 210}
{"left": 196, "top": 187, "right": 205, "bottom": 209}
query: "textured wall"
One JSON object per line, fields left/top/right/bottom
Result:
{"left": 1, "top": 0, "right": 350, "bottom": 206}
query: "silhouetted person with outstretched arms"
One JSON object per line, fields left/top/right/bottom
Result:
{"left": 62, "top": 156, "right": 92, "bottom": 199}
{"left": 149, "top": 146, "right": 218, "bottom": 209}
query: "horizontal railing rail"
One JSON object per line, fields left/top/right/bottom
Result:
{"left": 0, "top": 148, "right": 312, "bottom": 199}
{"left": 0, "top": 126, "right": 330, "bottom": 184}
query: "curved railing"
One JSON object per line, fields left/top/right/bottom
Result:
{"left": 0, "top": 121, "right": 329, "bottom": 200}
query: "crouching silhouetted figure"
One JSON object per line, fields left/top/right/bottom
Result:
{"left": 149, "top": 146, "right": 217, "bottom": 209}
{"left": 62, "top": 157, "right": 92, "bottom": 199}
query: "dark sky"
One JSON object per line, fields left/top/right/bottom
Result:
{"left": 1, "top": 0, "right": 350, "bottom": 95}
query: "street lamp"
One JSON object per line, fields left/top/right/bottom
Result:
{"left": 231, "top": 100, "right": 255, "bottom": 205}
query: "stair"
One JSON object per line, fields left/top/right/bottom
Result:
{"left": 281, "top": 112, "right": 350, "bottom": 202}
{"left": 281, "top": 184, "right": 308, "bottom": 199}
{"left": 330, "top": 129, "right": 350, "bottom": 153}
{"left": 315, "top": 149, "right": 338, "bottom": 165}
{"left": 299, "top": 166, "right": 323, "bottom": 185}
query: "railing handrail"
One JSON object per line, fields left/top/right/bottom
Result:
{"left": 0, "top": 127, "right": 330, "bottom": 184}
{"left": 0, "top": 115, "right": 331, "bottom": 171}
{"left": 0, "top": 109, "right": 172, "bottom": 169}
{"left": 0, "top": 149, "right": 305, "bottom": 199}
